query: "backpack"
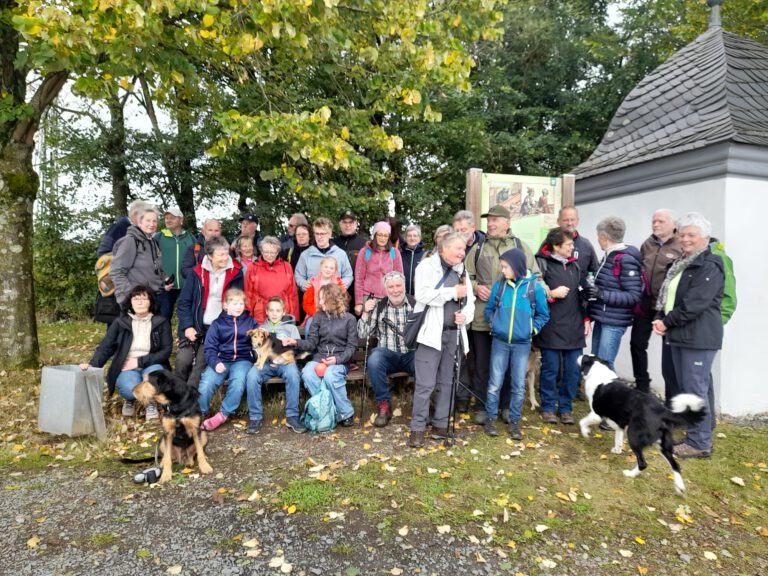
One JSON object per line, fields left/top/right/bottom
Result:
{"left": 490, "top": 276, "right": 536, "bottom": 325}
{"left": 473, "top": 236, "right": 522, "bottom": 270}
{"left": 365, "top": 246, "right": 396, "bottom": 262}
{"left": 709, "top": 240, "right": 737, "bottom": 324}
{"left": 612, "top": 252, "right": 649, "bottom": 316}
{"left": 301, "top": 379, "right": 337, "bottom": 433}
{"left": 96, "top": 254, "right": 115, "bottom": 297}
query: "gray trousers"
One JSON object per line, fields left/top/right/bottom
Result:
{"left": 411, "top": 329, "right": 461, "bottom": 432}
{"left": 670, "top": 346, "right": 717, "bottom": 451}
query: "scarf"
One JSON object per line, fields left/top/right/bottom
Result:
{"left": 655, "top": 247, "right": 706, "bottom": 311}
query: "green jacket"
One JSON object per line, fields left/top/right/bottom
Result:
{"left": 709, "top": 238, "right": 736, "bottom": 324}
{"left": 465, "top": 230, "right": 539, "bottom": 331}
{"left": 154, "top": 228, "right": 195, "bottom": 289}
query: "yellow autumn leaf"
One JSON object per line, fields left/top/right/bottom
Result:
{"left": 635, "top": 536, "right": 646, "bottom": 545}
{"left": 363, "top": 443, "right": 371, "bottom": 450}
{"left": 217, "top": 487, "right": 227, "bottom": 494}
{"left": 27, "top": 536, "right": 41, "bottom": 548}
{"left": 171, "top": 71, "right": 184, "bottom": 84}
{"left": 287, "top": 504, "right": 297, "bottom": 514}
{"left": 637, "top": 566, "right": 649, "bottom": 575}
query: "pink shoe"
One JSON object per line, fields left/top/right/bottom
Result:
{"left": 202, "top": 411, "right": 228, "bottom": 431}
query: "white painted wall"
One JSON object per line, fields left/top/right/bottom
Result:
{"left": 571, "top": 178, "right": 762, "bottom": 415}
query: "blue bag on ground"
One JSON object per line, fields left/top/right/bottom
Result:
{"left": 302, "top": 379, "right": 337, "bottom": 432}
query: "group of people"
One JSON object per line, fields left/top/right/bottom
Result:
{"left": 82, "top": 200, "right": 733, "bottom": 460}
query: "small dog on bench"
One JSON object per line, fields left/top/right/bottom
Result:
{"left": 132, "top": 369, "right": 213, "bottom": 484}
{"left": 247, "top": 328, "right": 309, "bottom": 369}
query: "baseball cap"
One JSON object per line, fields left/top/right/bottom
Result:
{"left": 481, "top": 205, "right": 511, "bottom": 219}
{"left": 239, "top": 213, "right": 259, "bottom": 224}
{"left": 339, "top": 210, "right": 358, "bottom": 221}
{"left": 164, "top": 207, "right": 183, "bottom": 218}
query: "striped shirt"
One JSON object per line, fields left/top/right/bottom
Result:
{"left": 357, "top": 298, "right": 413, "bottom": 354}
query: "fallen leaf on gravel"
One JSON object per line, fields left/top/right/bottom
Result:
{"left": 382, "top": 464, "right": 397, "bottom": 472}
{"left": 166, "top": 566, "right": 182, "bottom": 575}
{"left": 247, "top": 490, "right": 261, "bottom": 502}
{"left": 555, "top": 492, "right": 571, "bottom": 502}
{"left": 363, "top": 443, "right": 371, "bottom": 449}
{"left": 436, "top": 525, "right": 451, "bottom": 534}
{"left": 390, "top": 568, "right": 403, "bottom": 575}
{"left": 86, "top": 470, "right": 98, "bottom": 481}
{"left": 246, "top": 548, "right": 262, "bottom": 557}
{"left": 269, "top": 556, "right": 284, "bottom": 568}
{"left": 440, "top": 471, "right": 452, "bottom": 479}
{"left": 392, "top": 408, "right": 402, "bottom": 417}
{"left": 281, "top": 563, "right": 293, "bottom": 573}
{"left": 506, "top": 540, "right": 517, "bottom": 548}
{"left": 211, "top": 492, "right": 224, "bottom": 505}
{"left": 482, "top": 524, "right": 495, "bottom": 535}
{"left": 472, "top": 509, "right": 484, "bottom": 516}
{"left": 539, "top": 558, "right": 557, "bottom": 568}
{"left": 704, "top": 551, "right": 718, "bottom": 561}
{"left": 398, "top": 526, "right": 409, "bottom": 536}
{"left": 730, "top": 476, "right": 745, "bottom": 487}
{"left": 181, "top": 467, "right": 193, "bottom": 474}
{"left": 217, "top": 487, "right": 227, "bottom": 494}
{"left": 619, "top": 549, "right": 633, "bottom": 558}
{"left": 243, "top": 538, "right": 260, "bottom": 548}
{"left": 535, "top": 524, "right": 549, "bottom": 533}
{"left": 758, "top": 527, "right": 768, "bottom": 536}
{"left": 635, "top": 536, "right": 646, "bottom": 545}
{"left": 474, "top": 552, "right": 486, "bottom": 563}
{"left": 427, "top": 467, "right": 438, "bottom": 474}
{"left": 286, "top": 504, "right": 297, "bottom": 514}
{"left": 26, "top": 536, "right": 40, "bottom": 548}
{"left": 637, "top": 566, "right": 649, "bottom": 575}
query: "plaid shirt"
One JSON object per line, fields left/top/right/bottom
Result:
{"left": 357, "top": 298, "right": 413, "bottom": 354}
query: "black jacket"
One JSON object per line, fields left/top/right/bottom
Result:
{"left": 534, "top": 249, "right": 587, "bottom": 350}
{"left": 400, "top": 242, "right": 425, "bottom": 296}
{"left": 658, "top": 250, "right": 724, "bottom": 350}
{"left": 89, "top": 313, "right": 172, "bottom": 395}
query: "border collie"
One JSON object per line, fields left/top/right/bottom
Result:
{"left": 578, "top": 354, "right": 706, "bottom": 495}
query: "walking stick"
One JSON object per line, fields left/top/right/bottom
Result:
{"left": 446, "top": 279, "right": 467, "bottom": 447}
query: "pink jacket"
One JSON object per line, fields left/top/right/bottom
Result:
{"left": 353, "top": 241, "right": 404, "bottom": 305}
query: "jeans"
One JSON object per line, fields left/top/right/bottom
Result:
{"left": 539, "top": 348, "right": 581, "bottom": 415}
{"left": 486, "top": 339, "right": 531, "bottom": 423}
{"left": 116, "top": 364, "right": 165, "bottom": 400}
{"left": 157, "top": 289, "right": 180, "bottom": 322}
{"left": 669, "top": 346, "right": 717, "bottom": 451}
{"left": 367, "top": 347, "right": 415, "bottom": 402}
{"left": 591, "top": 322, "right": 627, "bottom": 369}
{"left": 198, "top": 359, "right": 253, "bottom": 416}
{"left": 629, "top": 314, "right": 653, "bottom": 392}
{"left": 302, "top": 362, "right": 354, "bottom": 421}
{"left": 246, "top": 363, "right": 302, "bottom": 421}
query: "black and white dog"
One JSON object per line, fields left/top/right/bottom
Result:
{"left": 578, "top": 354, "right": 706, "bottom": 495}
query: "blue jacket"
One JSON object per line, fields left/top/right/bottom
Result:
{"left": 204, "top": 310, "right": 258, "bottom": 367}
{"left": 588, "top": 245, "right": 643, "bottom": 327}
{"left": 484, "top": 273, "right": 550, "bottom": 344}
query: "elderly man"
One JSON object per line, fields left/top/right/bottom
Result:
{"left": 586, "top": 216, "right": 643, "bottom": 369}
{"left": 464, "top": 204, "right": 540, "bottom": 424}
{"left": 154, "top": 206, "right": 195, "bottom": 321}
{"left": 358, "top": 271, "right": 415, "bottom": 427}
{"left": 280, "top": 212, "right": 308, "bottom": 253}
{"left": 182, "top": 218, "right": 222, "bottom": 280}
{"left": 630, "top": 209, "right": 681, "bottom": 393}
{"left": 555, "top": 206, "right": 598, "bottom": 276}
{"left": 452, "top": 209, "right": 485, "bottom": 252}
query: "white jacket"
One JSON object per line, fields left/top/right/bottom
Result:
{"left": 413, "top": 253, "right": 475, "bottom": 351}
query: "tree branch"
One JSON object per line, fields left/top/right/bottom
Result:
{"left": 12, "top": 70, "right": 69, "bottom": 145}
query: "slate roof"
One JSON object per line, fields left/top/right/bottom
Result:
{"left": 574, "top": 27, "right": 768, "bottom": 179}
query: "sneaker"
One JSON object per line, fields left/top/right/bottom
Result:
{"left": 408, "top": 430, "right": 425, "bottom": 448}
{"left": 338, "top": 415, "right": 355, "bottom": 427}
{"left": 673, "top": 443, "right": 711, "bottom": 459}
{"left": 559, "top": 412, "right": 575, "bottom": 425}
{"left": 508, "top": 421, "right": 522, "bottom": 441}
{"left": 484, "top": 420, "right": 498, "bottom": 437}
{"left": 144, "top": 401, "right": 159, "bottom": 421}
{"left": 286, "top": 416, "right": 307, "bottom": 434}
{"left": 500, "top": 409, "right": 511, "bottom": 423}
{"left": 247, "top": 419, "right": 262, "bottom": 435}
{"left": 541, "top": 411, "right": 558, "bottom": 424}
{"left": 202, "top": 411, "right": 228, "bottom": 431}
{"left": 133, "top": 466, "right": 161, "bottom": 484}
{"left": 472, "top": 412, "right": 486, "bottom": 425}
{"left": 122, "top": 399, "right": 136, "bottom": 417}
{"left": 374, "top": 400, "right": 392, "bottom": 428}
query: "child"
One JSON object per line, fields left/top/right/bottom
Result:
{"left": 302, "top": 255, "right": 346, "bottom": 330}
{"left": 286, "top": 284, "right": 357, "bottom": 427}
{"left": 483, "top": 249, "right": 550, "bottom": 440}
{"left": 199, "top": 288, "right": 258, "bottom": 430}
{"left": 244, "top": 297, "right": 306, "bottom": 434}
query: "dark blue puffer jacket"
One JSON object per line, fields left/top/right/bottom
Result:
{"left": 588, "top": 245, "right": 643, "bottom": 327}
{"left": 203, "top": 310, "right": 258, "bottom": 367}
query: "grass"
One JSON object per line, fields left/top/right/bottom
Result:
{"left": 3, "top": 319, "right": 768, "bottom": 574}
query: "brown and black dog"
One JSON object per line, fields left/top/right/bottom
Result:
{"left": 247, "top": 328, "right": 308, "bottom": 369}
{"left": 132, "top": 369, "right": 213, "bottom": 483}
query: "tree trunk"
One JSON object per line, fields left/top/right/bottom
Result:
{"left": 0, "top": 140, "right": 40, "bottom": 369}
{"left": 107, "top": 95, "right": 130, "bottom": 217}
{"left": 175, "top": 113, "right": 197, "bottom": 231}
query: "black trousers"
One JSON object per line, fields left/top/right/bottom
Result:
{"left": 629, "top": 314, "right": 654, "bottom": 392}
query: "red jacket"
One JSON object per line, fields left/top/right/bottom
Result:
{"left": 302, "top": 275, "right": 346, "bottom": 317}
{"left": 245, "top": 257, "right": 300, "bottom": 324}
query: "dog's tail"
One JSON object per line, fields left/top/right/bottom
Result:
{"left": 666, "top": 393, "right": 707, "bottom": 427}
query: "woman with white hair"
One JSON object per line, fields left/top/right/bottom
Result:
{"left": 652, "top": 212, "right": 724, "bottom": 459}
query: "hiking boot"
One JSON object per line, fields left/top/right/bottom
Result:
{"left": 408, "top": 430, "right": 425, "bottom": 448}
{"left": 430, "top": 426, "right": 464, "bottom": 440}
{"left": 286, "top": 416, "right": 307, "bottom": 434}
{"left": 508, "top": 421, "right": 522, "bottom": 441}
{"left": 455, "top": 398, "right": 469, "bottom": 413}
{"left": 145, "top": 401, "right": 159, "bottom": 421}
{"left": 542, "top": 412, "right": 558, "bottom": 424}
{"left": 673, "top": 443, "right": 711, "bottom": 459}
{"left": 202, "top": 411, "right": 228, "bottom": 431}
{"left": 122, "top": 399, "right": 136, "bottom": 417}
{"left": 247, "top": 419, "right": 262, "bottom": 435}
{"left": 501, "top": 409, "right": 511, "bottom": 423}
{"left": 559, "top": 412, "right": 575, "bottom": 425}
{"left": 374, "top": 400, "right": 392, "bottom": 428}
{"left": 484, "top": 420, "right": 498, "bottom": 437}
{"left": 338, "top": 415, "right": 355, "bottom": 427}
{"left": 472, "top": 412, "right": 486, "bottom": 425}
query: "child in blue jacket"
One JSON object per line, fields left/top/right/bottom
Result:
{"left": 199, "top": 288, "right": 258, "bottom": 431}
{"left": 483, "top": 249, "right": 549, "bottom": 440}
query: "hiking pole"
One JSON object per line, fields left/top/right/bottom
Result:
{"left": 445, "top": 321, "right": 462, "bottom": 448}
{"left": 359, "top": 295, "right": 375, "bottom": 427}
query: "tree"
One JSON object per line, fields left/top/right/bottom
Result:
{"left": 1, "top": 0, "right": 507, "bottom": 368}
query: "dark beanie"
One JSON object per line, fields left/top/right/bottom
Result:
{"left": 499, "top": 248, "right": 528, "bottom": 280}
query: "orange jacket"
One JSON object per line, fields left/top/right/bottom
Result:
{"left": 245, "top": 257, "right": 300, "bottom": 323}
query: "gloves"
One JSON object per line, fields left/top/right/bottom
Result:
{"left": 585, "top": 285, "right": 603, "bottom": 302}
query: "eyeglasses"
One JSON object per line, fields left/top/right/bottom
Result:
{"left": 131, "top": 294, "right": 150, "bottom": 300}
{"left": 314, "top": 231, "right": 331, "bottom": 237}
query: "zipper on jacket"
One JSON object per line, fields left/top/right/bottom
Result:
{"left": 508, "top": 280, "right": 519, "bottom": 344}
{"left": 232, "top": 316, "right": 238, "bottom": 360}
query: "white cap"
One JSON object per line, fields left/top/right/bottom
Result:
{"left": 164, "top": 207, "right": 183, "bottom": 218}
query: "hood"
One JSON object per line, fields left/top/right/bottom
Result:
{"left": 499, "top": 248, "right": 528, "bottom": 280}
